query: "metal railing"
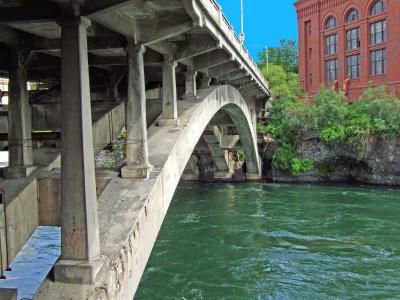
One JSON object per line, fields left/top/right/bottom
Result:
{"left": 198, "top": 0, "right": 269, "bottom": 93}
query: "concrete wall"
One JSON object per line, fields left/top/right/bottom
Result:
{"left": 4, "top": 179, "right": 38, "bottom": 263}
{"left": 0, "top": 202, "right": 7, "bottom": 277}
{"left": 31, "top": 102, "right": 61, "bottom": 131}
{"left": 38, "top": 173, "right": 111, "bottom": 227}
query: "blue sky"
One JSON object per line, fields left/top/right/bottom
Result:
{"left": 217, "top": 0, "right": 298, "bottom": 60}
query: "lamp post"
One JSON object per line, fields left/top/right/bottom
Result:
{"left": 240, "top": 0, "right": 245, "bottom": 44}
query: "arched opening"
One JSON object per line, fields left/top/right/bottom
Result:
{"left": 316, "top": 156, "right": 371, "bottom": 182}
{"left": 370, "top": 0, "right": 386, "bottom": 16}
{"left": 346, "top": 9, "right": 359, "bottom": 23}
{"left": 325, "top": 16, "right": 337, "bottom": 29}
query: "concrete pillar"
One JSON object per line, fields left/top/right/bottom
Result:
{"left": 182, "top": 66, "right": 197, "bottom": 100}
{"left": 4, "top": 48, "right": 35, "bottom": 178}
{"left": 200, "top": 72, "right": 211, "bottom": 89}
{"left": 159, "top": 58, "right": 179, "bottom": 127}
{"left": 54, "top": 16, "right": 101, "bottom": 284}
{"left": 247, "top": 97, "right": 257, "bottom": 133}
{"left": 107, "top": 67, "right": 125, "bottom": 101}
{"left": 121, "top": 41, "right": 152, "bottom": 179}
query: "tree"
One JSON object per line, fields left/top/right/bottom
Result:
{"left": 260, "top": 63, "right": 301, "bottom": 100}
{"left": 258, "top": 39, "right": 298, "bottom": 74}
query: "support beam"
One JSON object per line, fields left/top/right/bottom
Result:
{"left": 242, "top": 86, "right": 263, "bottom": 99}
{"left": 4, "top": 47, "right": 35, "bottom": 178}
{"left": 106, "top": 67, "right": 126, "bottom": 101}
{"left": 246, "top": 96, "right": 258, "bottom": 128}
{"left": 141, "top": 21, "right": 193, "bottom": 46}
{"left": 193, "top": 49, "right": 232, "bottom": 71}
{"left": 227, "top": 75, "right": 252, "bottom": 86}
{"left": 54, "top": 16, "right": 101, "bottom": 285}
{"left": 218, "top": 70, "right": 247, "bottom": 82}
{"left": 182, "top": 65, "right": 197, "bottom": 100}
{"left": 199, "top": 72, "right": 211, "bottom": 89}
{"left": 208, "top": 61, "right": 239, "bottom": 77}
{"left": 121, "top": 41, "right": 152, "bottom": 179}
{"left": 238, "top": 81, "right": 257, "bottom": 91}
{"left": 174, "top": 34, "right": 220, "bottom": 61}
{"left": 159, "top": 56, "right": 178, "bottom": 127}
{"left": 0, "top": 1, "right": 59, "bottom": 23}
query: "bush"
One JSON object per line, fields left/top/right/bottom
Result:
{"left": 259, "top": 85, "right": 400, "bottom": 175}
{"left": 272, "top": 144, "right": 314, "bottom": 176}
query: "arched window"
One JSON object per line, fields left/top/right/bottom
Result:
{"left": 370, "top": 0, "right": 385, "bottom": 16}
{"left": 346, "top": 9, "right": 359, "bottom": 23}
{"left": 325, "top": 16, "right": 337, "bottom": 29}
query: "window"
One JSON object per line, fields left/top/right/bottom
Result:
{"left": 370, "top": 0, "right": 385, "bottom": 16}
{"left": 371, "top": 48, "right": 386, "bottom": 75}
{"left": 325, "top": 16, "right": 337, "bottom": 29}
{"left": 309, "top": 73, "right": 313, "bottom": 86}
{"left": 325, "top": 34, "right": 338, "bottom": 55}
{"left": 346, "top": 9, "right": 359, "bottom": 23}
{"left": 346, "top": 27, "right": 360, "bottom": 50}
{"left": 370, "top": 20, "right": 386, "bottom": 45}
{"left": 309, "top": 48, "right": 312, "bottom": 60}
{"left": 326, "top": 59, "right": 338, "bottom": 82}
{"left": 347, "top": 54, "right": 360, "bottom": 79}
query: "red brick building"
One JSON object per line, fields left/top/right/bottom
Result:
{"left": 295, "top": 0, "right": 400, "bottom": 101}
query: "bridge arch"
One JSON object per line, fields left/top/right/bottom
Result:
{"left": 154, "top": 84, "right": 261, "bottom": 185}
{"left": 104, "top": 85, "right": 260, "bottom": 298}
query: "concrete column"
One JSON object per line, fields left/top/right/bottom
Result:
{"left": 200, "top": 72, "right": 211, "bottom": 89}
{"left": 159, "top": 58, "right": 179, "bottom": 127}
{"left": 106, "top": 67, "right": 125, "bottom": 101}
{"left": 121, "top": 41, "right": 152, "bottom": 179}
{"left": 4, "top": 49, "right": 35, "bottom": 178}
{"left": 182, "top": 66, "right": 197, "bottom": 100}
{"left": 54, "top": 16, "right": 101, "bottom": 284}
{"left": 247, "top": 97, "right": 257, "bottom": 132}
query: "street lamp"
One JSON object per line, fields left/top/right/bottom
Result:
{"left": 240, "top": 0, "right": 245, "bottom": 44}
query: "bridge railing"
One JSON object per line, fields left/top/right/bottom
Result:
{"left": 198, "top": 0, "right": 269, "bottom": 94}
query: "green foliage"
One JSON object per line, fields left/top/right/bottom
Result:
{"left": 261, "top": 85, "right": 400, "bottom": 176}
{"left": 236, "top": 149, "right": 245, "bottom": 162}
{"left": 272, "top": 144, "right": 314, "bottom": 176}
{"left": 258, "top": 39, "right": 298, "bottom": 73}
{"left": 260, "top": 63, "right": 302, "bottom": 100}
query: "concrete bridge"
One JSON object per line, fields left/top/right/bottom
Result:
{"left": 0, "top": 0, "right": 269, "bottom": 298}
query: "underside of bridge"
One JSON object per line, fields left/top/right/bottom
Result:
{"left": 0, "top": 0, "right": 269, "bottom": 299}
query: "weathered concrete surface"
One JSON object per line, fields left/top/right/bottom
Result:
{"left": 38, "top": 170, "right": 112, "bottom": 227}
{"left": 0, "top": 288, "right": 17, "bottom": 300}
{"left": 1, "top": 177, "right": 38, "bottom": 265}
{"left": 122, "top": 42, "right": 152, "bottom": 179}
{"left": 35, "top": 85, "right": 261, "bottom": 299}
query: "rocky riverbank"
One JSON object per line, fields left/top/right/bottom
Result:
{"left": 261, "top": 133, "right": 400, "bottom": 186}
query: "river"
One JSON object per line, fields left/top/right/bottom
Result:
{"left": 135, "top": 183, "right": 400, "bottom": 299}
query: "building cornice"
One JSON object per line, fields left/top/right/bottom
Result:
{"left": 295, "top": 0, "right": 352, "bottom": 18}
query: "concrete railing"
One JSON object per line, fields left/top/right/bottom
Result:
{"left": 198, "top": 0, "right": 269, "bottom": 93}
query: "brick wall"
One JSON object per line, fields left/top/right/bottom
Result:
{"left": 295, "top": 0, "right": 400, "bottom": 101}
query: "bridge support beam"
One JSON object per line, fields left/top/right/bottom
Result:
{"left": 159, "top": 58, "right": 178, "bottom": 127}
{"left": 182, "top": 66, "right": 197, "bottom": 100}
{"left": 121, "top": 41, "right": 152, "bottom": 179}
{"left": 200, "top": 72, "right": 211, "bottom": 89}
{"left": 3, "top": 48, "right": 35, "bottom": 179}
{"left": 106, "top": 67, "right": 125, "bottom": 101}
{"left": 54, "top": 16, "right": 101, "bottom": 284}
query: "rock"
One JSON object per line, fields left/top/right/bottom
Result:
{"left": 269, "top": 134, "right": 400, "bottom": 186}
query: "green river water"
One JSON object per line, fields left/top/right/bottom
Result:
{"left": 135, "top": 183, "right": 400, "bottom": 299}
